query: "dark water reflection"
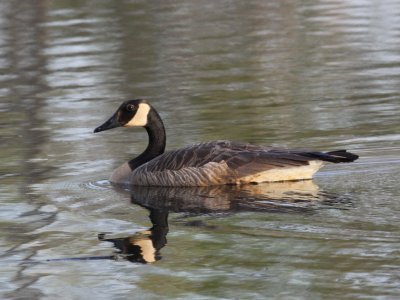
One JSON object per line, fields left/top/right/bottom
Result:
{"left": 1, "top": 0, "right": 400, "bottom": 299}
{"left": 128, "top": 181, "right": 343, "bottom": 214}
{"left": 99, "top": 181, "right": 351, "bottom": 264}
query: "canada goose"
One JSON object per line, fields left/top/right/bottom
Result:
{"left": 94, "top": 99, "right": 358, "bottom": 186}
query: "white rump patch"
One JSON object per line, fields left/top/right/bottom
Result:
{"left": 125, "top": 103, "right": 151, "bottom": 127}
{"left": 238, "top": 160, "right": 324, "bottom": 184}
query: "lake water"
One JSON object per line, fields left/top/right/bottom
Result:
{"left": 1, "top": 1, "right": 400, "bottom": 299}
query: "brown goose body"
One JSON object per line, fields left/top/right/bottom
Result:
{"left": 94, "top": 100, "right": 358, "bottom": 187}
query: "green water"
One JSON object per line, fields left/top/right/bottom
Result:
{"left": 1, "top": 1, "right": 400, "bottom": 299}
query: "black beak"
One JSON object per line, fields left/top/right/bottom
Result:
{"left": 94, "top": 113, "right": 120, "bottom": 133}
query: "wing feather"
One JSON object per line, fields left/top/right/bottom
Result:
{"left": 131, "top": 140, "right": 358, "bottom": 186}
{"left": 137, "top": 140, "right": 315, "bottom": 174}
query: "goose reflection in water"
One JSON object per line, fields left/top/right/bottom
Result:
{"left": 99, "top": 180, "right": 350, "bottom": 264}
{"left": 98, "top": 209, "right": 168, "bottom": 264}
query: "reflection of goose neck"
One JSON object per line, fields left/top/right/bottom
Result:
{"left": 99, "top": 208, "right": 169, "bottom": 264}
{"left": 149, "top": 209, "right": 169, "bottom": 227}
{"left": 149, "top": 209, "right": 169, "bottom": 256}
{"left": 129, "top": 109, "right": 166, "bottom": 169}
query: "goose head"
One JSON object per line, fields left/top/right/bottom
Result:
{"left": 94, "top": 99, "right": 151, "bottom": 133}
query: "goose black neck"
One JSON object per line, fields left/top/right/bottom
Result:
{"left": 129, "top": 108, "right": 166, "bottom": 170}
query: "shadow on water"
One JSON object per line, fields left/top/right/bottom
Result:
{"left": 92, "top": 181, "right": 352, "bottom": 264}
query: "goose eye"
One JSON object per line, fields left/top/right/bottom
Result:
{"left": 126, "top": 104, "right": 136, "bottom": 112}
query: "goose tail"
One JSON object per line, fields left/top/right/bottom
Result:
{"left": 322, "top": 150, "right": 359, "bottom": 163}
{"left": 301, "top": 149, "right": 359, "bottom": 163}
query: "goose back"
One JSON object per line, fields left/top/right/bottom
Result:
{"left": 130, "top": 140, "right": 327, "bottom": 186}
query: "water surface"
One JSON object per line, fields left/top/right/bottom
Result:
{"left": 1, "top": 1, "right": 400, "bottom": 299}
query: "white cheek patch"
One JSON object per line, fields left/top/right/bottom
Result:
{"left": 125, "top": 103, "right": 151, "bottom": 126}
